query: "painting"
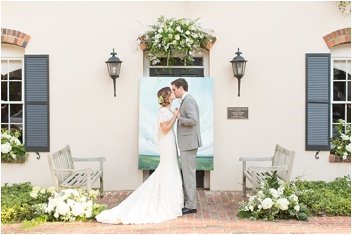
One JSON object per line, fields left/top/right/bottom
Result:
{"left": 138, "top": 77, "right": 213, "bottom": 170}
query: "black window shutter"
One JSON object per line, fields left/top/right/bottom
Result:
{"left": 306, "top": 53, "right": 330, "bottom": 151}
{"left": 24, "top": 55, "right": 50, "bottom": 152}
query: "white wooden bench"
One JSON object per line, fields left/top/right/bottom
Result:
{"left": 47, "top": 145, "right": 106, "bottom": 193}
{"left": 239, "top": 144, "right": 295, "bottom": 196}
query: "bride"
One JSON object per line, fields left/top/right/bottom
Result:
{"left": 95, "top": 87, "right": 183, "bottom": 224}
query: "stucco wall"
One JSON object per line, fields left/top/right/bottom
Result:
{"left": 1, "top": 1, "right": 350, "bottom": 190}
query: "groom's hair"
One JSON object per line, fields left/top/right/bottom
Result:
{"left": 171, "top": 78, "right": 188, "bottom": 91}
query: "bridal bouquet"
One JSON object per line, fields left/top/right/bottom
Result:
{"left": 238, "top": 171, "right": 308, "bottom": 221}
{"left": 30, "top": 187, "right": 106, "bottom": 222}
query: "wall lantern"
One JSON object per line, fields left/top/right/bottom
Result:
{"left": 230, "top": 48, "right": 247, "bottom": 97}
{"left": 105, "top": 48, "right": 123, "bottom": 97}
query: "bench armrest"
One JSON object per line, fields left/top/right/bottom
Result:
{"left": 239, "top": 157, "right": 273, "bottom": 162}
{"left": 248, "top": 165, "right": 288, "bottom": 172}
{"left": 72, "top": 157, "right": 106, "bottom": 162}
{"left": 53, "top": 168, "right": 94, "bottom": 174}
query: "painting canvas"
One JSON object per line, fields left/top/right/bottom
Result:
{"left": 138, "top": 77, "right": 213, "bottom": 170}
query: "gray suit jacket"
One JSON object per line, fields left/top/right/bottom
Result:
{"left": 177, "top": 94, "right": 202, "bottom": 151}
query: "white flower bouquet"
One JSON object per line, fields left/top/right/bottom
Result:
{"left": 138, "top": 16, "right": 216, "bottom": 66}
{"left": 1, "top": 129, "right": 27, "bottom": 163}
{"left": 238, "top": 171, "right": 308, "bottom": 221}
{"left": 30, "top": 187, "right": 106, "bottom": 222}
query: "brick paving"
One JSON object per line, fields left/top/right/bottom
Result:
{"left": 1, "top": 190, "right": 351, "bottom": 234}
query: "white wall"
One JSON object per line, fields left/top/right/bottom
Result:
{"left": 1, "top": 1, "right": 350, "bottom": 190}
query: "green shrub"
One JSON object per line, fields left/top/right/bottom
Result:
{"left": 295, "top": 176, "right": 351, "bottom": 216}
{"left": 1, "top": 182, "right": 36, "bottom": 223}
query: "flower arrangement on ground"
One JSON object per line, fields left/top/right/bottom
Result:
{"left": 238, "top": 171, "right": 308, "bottom": 221}
{"left": 1, "top": 129, "right": 27, "bottom": 163}
{"left": 30, "top": 187, "right": 106, "bottom": 222}
{"left": 138, "top": 16, "right": 216, "bottom": 66}
{"left": 330, "top": 119, "right": 351, "bottom": 160}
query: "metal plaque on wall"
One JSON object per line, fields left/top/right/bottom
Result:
{"left": 227, "top": 107, "right": 248, "bottom": 119}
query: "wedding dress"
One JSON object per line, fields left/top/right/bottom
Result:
{"left": 95, "top": 107, "right": 183, "bottom": 224}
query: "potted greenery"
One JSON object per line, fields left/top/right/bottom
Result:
{"left": 329, "top": 119, "right": 351, "bottom": 163}
{"left": 1, "top": 129, "right": 28, "bottom": 163}
{"left": 137, "top": 16, "right": 216, "bottom": 66}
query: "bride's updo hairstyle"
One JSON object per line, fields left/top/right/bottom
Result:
{"left": 157, "top": 87, "right": 172, "bottom": 107}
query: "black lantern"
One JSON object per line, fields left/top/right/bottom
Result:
{"left": 230, "top": 48, "right": 247, "bottom": 97}
{"left": 106, "top": 49, "right": 123, "bottom": 97}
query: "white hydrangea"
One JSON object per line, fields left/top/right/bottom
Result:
{"left": 261, "top": 198, "right": 273, "bottom": 209}
{"left": 1, "top": 143, "right": 12, "bottom": 154}
{"left": 71, "top": 203, "right": 84, "bottom": 217}
{"left": 269, "top": 188, "right": 279, "bottom": 199}
{"left": 289, "top": 194, "right": 298, "bottom": 202}
{"left": 294, "top": 205, "right": 300, "bottom": 212}
{"left": 276, "top": 198, "right": 289, "bottom": 210}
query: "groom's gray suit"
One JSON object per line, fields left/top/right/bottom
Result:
{"left": 177, "top": 93, "right": 202, "bottom": 210}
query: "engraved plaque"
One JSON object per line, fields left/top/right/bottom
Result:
{"left": 227, "top": 107, "right": 248, "bottom": 119}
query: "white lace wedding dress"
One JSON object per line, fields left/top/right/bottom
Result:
{"left": 95, "top": 107, "right": 183, "bottom": 224}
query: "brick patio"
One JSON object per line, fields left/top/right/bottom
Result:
{"left": 1, "top": 190, "right": 351, "bottom": 234}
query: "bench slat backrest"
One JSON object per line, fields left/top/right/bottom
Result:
{"left": 272, "top": 144, "right": 295, "bottom": 181}
{"left": 50, "top": 145, "right": 75, "bottom": 182}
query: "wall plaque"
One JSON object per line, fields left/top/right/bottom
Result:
{"left": 227, "top": 107, "right": 248, "bottom": 119}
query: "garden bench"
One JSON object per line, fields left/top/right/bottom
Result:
{"left": 47, "top": 145, "right": 106, "bottom": 194}
{"left": 239, "top": 144, "right": 295, "bottom": 196}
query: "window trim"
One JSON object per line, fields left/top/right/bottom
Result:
{"left": 330, "top": 57, "right": 351, "bottom": 137}
{"left": 1, "top": 57, "right": 25, "bottom": 139}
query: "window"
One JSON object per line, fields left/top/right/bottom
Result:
{"left": 1, "top": 58, "right": 24, "bottom": 142}
{"left": 143, "top": 52, "right": 209, "bottom": 77}
{"left": 331, "top": 59, "right": 351, "bottom": 137}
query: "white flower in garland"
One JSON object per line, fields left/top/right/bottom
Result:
{"left": 139, "top": 16, "right": 216, "bottom": 66}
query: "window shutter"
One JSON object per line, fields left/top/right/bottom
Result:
{"left": 24, "top": 55, "right": 49, "bottom": 152}
{"left": 306, "top": 53, "right": 330, "bottom": 151}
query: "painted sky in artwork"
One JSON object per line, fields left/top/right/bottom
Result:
{"left": 139, "top": 77, "right": 213, "bottom": 157}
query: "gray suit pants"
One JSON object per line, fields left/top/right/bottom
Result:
{"left": 180, "top": 149, "right": 197, "bottom": 209}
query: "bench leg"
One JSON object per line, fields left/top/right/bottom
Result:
{"left": 99, "top": 176, "right": 103, "bottom": 197}
{"left": 242, "top": 161, "right": 247, "bottom": 197}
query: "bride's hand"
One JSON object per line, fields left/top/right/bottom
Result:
{"left": 173, "top": 108, "right": 179, "bottom": 118}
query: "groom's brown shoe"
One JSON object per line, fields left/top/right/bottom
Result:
{"left": 182, "top": 207, "right": 197, "bottom": 214}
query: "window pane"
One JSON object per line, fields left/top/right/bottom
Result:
{"left": 9, "top": 69, "right": 22, "bottom": 81}
{"left": 1, "top": 104, "right": 8, "bottom": 123}
{"left": 332, "top": 124, "right": 338, "bottom": 137}
{"left": 348, "top": 81, "right": 351, "bottom": 101}
{"left": 10, "top": 124, "right": 23, "bottom": 142}
{"left": 1, "top": 60, "right": 8, "bottom": 80}
{"left": 9, "top": 82, "right": 22, "bottom": 101}
{"left": 332, "top": 104, "right": 345, "bottom": 122}
{"left": 1, "top": 81, "right": 7, "bottom": 101}
{"left": 333, "top": 81, "right": 346, "bottom": 101}
{"left": 1, "top": 124, "right": 9, "bottom": 131}
{"left": 348, "top": 60, "right": 351, "bottom": 80}
{"left": 348, "top": 104, "right": 351, "bottom": 123}
{"left": 333, "top": 60, "right": 347, "bottom": 80}
{"left": 10, "top": 104, "right": 23, "bottom": 124}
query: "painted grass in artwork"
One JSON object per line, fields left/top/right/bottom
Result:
{"left": 138, "top": 155, "right": 213, "bottom": 170}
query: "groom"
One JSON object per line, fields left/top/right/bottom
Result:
{"left": 171, "top": 78, "right": 202, "bottom": 215}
